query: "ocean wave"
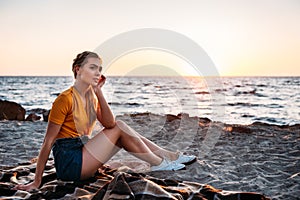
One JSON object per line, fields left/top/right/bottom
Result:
{"left": 109, "top": 102, "right": 143, "bottom": 107}
{"left": 227, "top": 102, "right": 260, "bottom": 107}
{"left": 1, "top": 76, "right": 299, "bottom": 126}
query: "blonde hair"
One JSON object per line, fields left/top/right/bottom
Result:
{"left": 72, "top": 51, "right": 100, "bottom": 78}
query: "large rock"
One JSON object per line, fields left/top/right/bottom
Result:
{"left": 0, "top": 100, "right": 26, "bottom": 121}
{"left": 25, "top": 113, "right": 41, "bottom": 121}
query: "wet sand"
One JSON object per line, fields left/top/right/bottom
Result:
{"left": 1, "top": 113, "right": 299, "bottom": 199}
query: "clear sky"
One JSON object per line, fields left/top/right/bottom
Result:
{"left": 0, "top": 0, "right": 299, "bottom": 77}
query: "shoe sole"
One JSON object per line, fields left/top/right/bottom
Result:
{"left": 157, "top": 166, "right": 186, "bottom": 172}
{"left": 177, "top": 166, "right": 186, "bottom": 171}
{"left": 181, "top": 157, "right": 197, "bottom": 165}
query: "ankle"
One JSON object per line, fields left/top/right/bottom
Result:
{"left": 168, "top": 152, "right": 179, "bottom": 161}
{"left": 152, "top": 157, "right": 163, "bottom": 166}
{"left": 157, "top": 150, "right": 178, "bottom": 161}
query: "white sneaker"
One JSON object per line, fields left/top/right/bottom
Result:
{"left": 150, "top": 159, "right": 185, "bottom": 171}
{"left": 174, "top": 153, "right": 197, "bottom": 164}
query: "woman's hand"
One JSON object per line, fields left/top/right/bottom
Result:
{"left": 98, "top": 75, "right": 106, "bottom": 87}
{"left": 93, "top": 75, "right": 115, "bottom": 127}
{"left": 13, "top": 180, "right": 40, "bottom": 192}
{"left": 94, "top": 75, "right": 106, "bottom": 94}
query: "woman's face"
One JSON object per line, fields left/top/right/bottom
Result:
{"left": 77, "top": 57, "right": 102, "bottom": 87}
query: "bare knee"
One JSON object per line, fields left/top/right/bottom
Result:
{"left": 115, "top": 119, "right": 127, "bottom": 127}
{"left": 105, "top": 120, "right": 128, "bottom": 130}
{"left": 116, "top": 119, "right": 126, "bottom": 126}
{"left": 115, "top": 120, "right": 140, "bottom": 138}
{"left": 116, "top": 120, "right": 132, "bottom": 133}
{"left": 102, "top": 120, "right": 125, "bottom": 135}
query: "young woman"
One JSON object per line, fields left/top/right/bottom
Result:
{"left": 15, "top": 51, "right": 196, "bottom": 191}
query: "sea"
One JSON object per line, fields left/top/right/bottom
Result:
{"left": 0, "top": 76, "right": 299, "bottom": 126}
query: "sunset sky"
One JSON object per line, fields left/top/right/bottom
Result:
{"left": 0, "top": 0, "right": 299, "bottom": 77}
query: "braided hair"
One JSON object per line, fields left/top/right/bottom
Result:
{"left": 72, "top": 51, "right": 101, "bottom": 78}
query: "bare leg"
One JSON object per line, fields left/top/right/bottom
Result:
{"left": 114, "top": 119, "right": 179, "bottom": 160}
{"left": 116, "top": 123, "right": 179, "bottom": 160}
{"left": 81, "top": 120, "right": 163, "bottom": 179}
{"left": 139, "top": 136, "right": 179, "bottom": 161}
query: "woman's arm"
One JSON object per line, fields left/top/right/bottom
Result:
{"left": 95, "top": 88, "right": 116, "bottom": 128}
{"left": 14, "top": 121, "right": 61, "bottom": 191}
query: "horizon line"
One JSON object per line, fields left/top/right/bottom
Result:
{"left": 0, "top": 75, "right": 299, "bottom": 78}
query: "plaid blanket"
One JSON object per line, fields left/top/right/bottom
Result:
{"left": 93, "top": 171, "right": 270, "bottom": 200}
{"left": 0, "top": 161, "right": 270, "bottom": 200}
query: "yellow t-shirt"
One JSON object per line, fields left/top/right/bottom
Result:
{"left": 49, "top": 86, "right": 98, "bottom": 139}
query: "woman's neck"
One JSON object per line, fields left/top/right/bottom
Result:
{"left": 73, "top": 80, "right": 90, "bottom": 97}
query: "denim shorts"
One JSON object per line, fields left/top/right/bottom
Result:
{"left": 52, "top": 137, "right": 85, "bottom": 181}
